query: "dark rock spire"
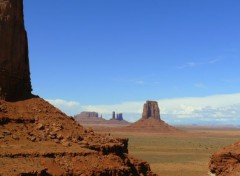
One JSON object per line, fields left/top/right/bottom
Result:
{"left": 0, "top": 0, "right": 32, "bottom": 101}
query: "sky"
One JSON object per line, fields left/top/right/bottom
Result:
{"left": 24, "top": 0, "right": 240, "bottom": 125}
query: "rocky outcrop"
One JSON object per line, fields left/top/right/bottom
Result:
{"left": 209, "top": 141, "right": 240, "bottom": 176}
{"left": 142, "top": 101, "right": 160, "bottom": 120}
{"left": 0, "top": 0, "right": 32, "bottom": 101}
{"left": 0, "top": 98, "right": 155, "bottom": 175}
{"left": 128, "top": 100, "right": 178, "bottom": 132}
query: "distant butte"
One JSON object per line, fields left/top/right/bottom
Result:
{"left": 128, "top": 100, "right": 178, "bottom": 132}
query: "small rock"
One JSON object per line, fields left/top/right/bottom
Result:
{"left": 2, "top": 130, "right": 11, "bottom": 136}
{"left": 49, "top": 132, "right": 57, "bottom": 139}
{"left": 0, "top": 135, "right": 4, "bottom": 139}
{"left": 0, "top": 105, "right": 7, "bottom": 112}
{"left": 12, "top": 135, "right": 20, "bottom": 140}
{"left": 54, "top": 139, "right": 60, "bottom": 143}
{"left": 57, "top": 134, "right": 63, "bottom": 140}
{"left": 34, "top": 116, "right": 39, "bottom": 122}
{"left": 62, "top": 141, "right": 71, "bottom": 147}
{"left": 39, "top": 134, "right": 47, "bottom": 141}
{"left": 36, "top": 123, "right": 44, "bottom": 130}
{"left": 28, "top": 136, "right": 36, "bottom": 142}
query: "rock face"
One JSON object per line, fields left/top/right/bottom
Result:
{"left": 128, "top": 100, "right": 178, "bottom": 132}
{"left": 0, "top": 0, "right": 32, "bottom": 101}
{"left": 142, "top": 101, "right": 160, "bottom": 120}
{"left": 209, "top": 141, "right": 240, "bottom": 176}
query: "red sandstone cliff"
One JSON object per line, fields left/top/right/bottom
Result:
{"left": 0, "top": 0, "right": 32, "bottom": 101}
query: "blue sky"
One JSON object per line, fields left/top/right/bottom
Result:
{"left": 24, "top": 0, "right": 240, "bottom": 124}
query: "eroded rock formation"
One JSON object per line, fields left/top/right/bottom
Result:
{"left": 209, "top": 141, "right": 240, "bottom": 176}
{"left": 117, "top": 113, "right": 123, "bottom": 121}
{"left": 142, "top": 101, "right": 160, "bottom": 120}
{"left": 0, "top": 0, "right": 32, "bottom": 101}
{"left": 128, "top": 100, "right": 178, "bottom": 132}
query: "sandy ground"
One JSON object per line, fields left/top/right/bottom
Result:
{"left": 99, "top": 127, "right": 240, "bottom": 176}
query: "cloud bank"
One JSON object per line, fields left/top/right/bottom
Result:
{"left": 47, "top": 93, "right": 240, "bottom": 125}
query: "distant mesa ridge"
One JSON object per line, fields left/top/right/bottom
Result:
{"left": 75, "top": 111, "right": 99, "bottom": 118}
{"left": 74, "top": 111, "right": 130, "bottom": 127}
{"left": 75, "top": 111, "right": 125, "bottom": 121}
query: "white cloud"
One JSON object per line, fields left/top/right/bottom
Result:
{"left": 46, "top": 99, "right": 82, "bottom": 116}
{"left": 47, "top": 93, "right": 240, "bottom": 125}
{"left": 47, "top": 99, "right": 80, "bottom": 107}
{"left": 176, "top": 59, "right": 221, "bottom": 69}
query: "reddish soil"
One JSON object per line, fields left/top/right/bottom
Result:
{"left": 0, "top": 98, "right": 156, "bottom": 175}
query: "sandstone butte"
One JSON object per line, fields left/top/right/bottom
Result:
{"left": 0, "top": 0, "right": 156, "bottom": 175}
{"left": 128, "top": 101, "right": 178, "bottom": 132}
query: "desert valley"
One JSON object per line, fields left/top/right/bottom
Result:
{"left": 1, "top": 0, "right": 240, "bottom": 176}
{"left": 74, "top": 101, "right": 240, "bottom": 175}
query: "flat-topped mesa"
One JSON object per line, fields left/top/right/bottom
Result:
{"left": 75, "top": 111, "right": 99, "bottom": 118}
{"left": 0, "top": 0, "right": 32, "bottom": 101}
{"left": 142, "top": 101, "right": 161, "bottom": 121}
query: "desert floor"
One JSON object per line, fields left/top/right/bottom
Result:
{"left": 103, "top": 127, "right": 240, "bottom": 176}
